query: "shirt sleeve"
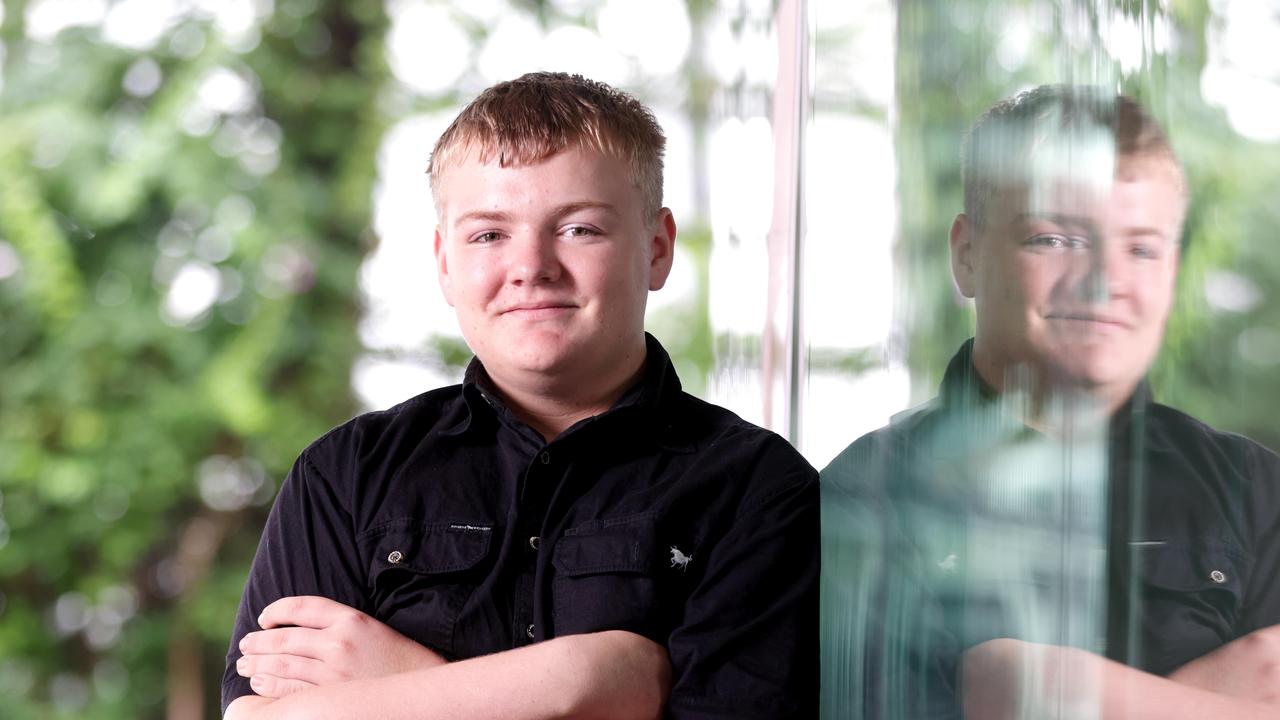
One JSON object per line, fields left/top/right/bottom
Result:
{"left": 819, "top": 432, "right": 962, "bottom": 720}
{"left": 663, "top": 435, "right": 820, "bottom": 720}
{"left": 220, "top": 447, "right": 368, "bottom": 714}
{"left": 1239, "top": 440, "right": 1280, "bottom": 635}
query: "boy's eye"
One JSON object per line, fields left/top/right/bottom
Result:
{"left": 472, "top": 231, "right": 501, "bottom": 244}
{"left": 1131, "top": 243, "right": 1160, "bottom": 259}
{"left": 563, "top": 225, "right": 598, "bottom": 238}
{"left": 1024, "top": 232, "right": 1088, "bottom": 250}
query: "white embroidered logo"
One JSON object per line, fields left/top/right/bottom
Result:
{"left": 669, "top": 546, "right": 693, "bottom": 571}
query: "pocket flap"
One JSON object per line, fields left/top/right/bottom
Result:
{"left": 553, "top": 527, "right": 659, "bottom": 577}
{"left": 1139, "top": 543, "right": 1243, "bottom": 595}
{"left": 364, "top": 520, "right": 493, "bottom": 576}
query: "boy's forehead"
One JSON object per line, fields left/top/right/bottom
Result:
{"left": 978, "top": 129, "right": 1109, "bottom": 218}
{"left": 436, "top": 142, "right": 625, "bottom": 186}
{"left": 988, "top": 152, "right": 1183, "bottom": 225}
{"left": 433, "top": 144, "right": 645, "bottom": 222}
{"left": 433, "top": 145, "right": 573, "bottom": 212}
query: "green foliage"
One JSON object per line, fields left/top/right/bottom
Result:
{"left": 0, "top": 2, "right": 388, "bottom": 717}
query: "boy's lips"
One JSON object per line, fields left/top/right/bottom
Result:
{"left": 500, "top": 301, "right": 578, "bottom": 318}
{"left": 1046, "top": 312, "right": 1130, "bottom": 329}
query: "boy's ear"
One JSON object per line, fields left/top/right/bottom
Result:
{"left": 950, "top": 213, "right": 978, "bottom": 299}
{"left": 647, "top": 208, "right": 677, "bottom": 291}
{"left": 434, "top": 227, "right": 455, "bottom": 306}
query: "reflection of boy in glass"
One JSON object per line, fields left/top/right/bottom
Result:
{"left": 822, "top": 86, "right": 1280, "bottom": 719}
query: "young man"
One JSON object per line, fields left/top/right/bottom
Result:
{"left": 821, "top": 86, "right": 1280, "bottom": 719}
{"left": 222, "top": 73, "right": 819, "bottom": 719}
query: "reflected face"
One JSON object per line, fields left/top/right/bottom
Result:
{"left": 953, "top": 156, "right": 1184, "bottom": 399}
{"left": 433, "top": 146, "right": 674, "bottom": 387}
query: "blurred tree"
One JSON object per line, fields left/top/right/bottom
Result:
{"left": 0, "top": 0, "right": 389, "bottom": 717}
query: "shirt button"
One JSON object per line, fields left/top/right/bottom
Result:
{"left": 525, "top": 624, "right": 535, "bottom": 640}
{"left": 528, "top": 536, "right": 541, "bottom": 550}
{"left": 387, "top": 550, "right": 403, "bottom": 564}
{"left": 1210, "top": 569, "right": 1227, "bottom": 584}
{"left": 540, "top": 451, "right": 551, "bottom": 465}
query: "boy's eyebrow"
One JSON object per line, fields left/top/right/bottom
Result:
{"left": 553, "top": 201, "right": 619, "bottom": 218}
{"left": 1015, "top": 212, "right": 1098, "bottom": 235}
{"left": 452, "top": 209, "right": 510, "bottom": 226}
{"left": 1126, "top": 227, "right": 1171, "bottom": 239}
{"left": 451, "top": 202, "right": 619, "bottom": 227}
{"left": 1015, "top": 212, "right": 1171, "bottom": 241}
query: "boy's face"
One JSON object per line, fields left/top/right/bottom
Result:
{"left": 952, "top": 155, "right": 1184, "bottom": 400}
{"left": 433, "top": 145, "right": 675, "bottom": 388}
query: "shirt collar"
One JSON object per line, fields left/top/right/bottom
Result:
{"left": 938, "top": 337, "right": 1153, "bottom": 423}
{"left": 938, "top": 338, "right": 995, "bottom": 407}
{"left": 443, "top": 332, "right": 684, "bottom": 439}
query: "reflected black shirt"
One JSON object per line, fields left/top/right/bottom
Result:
{"left": 223, "top": 334, "right": 819, "bottom": 718}
{"left": 821, "top": 339, "right": 1280, "bottom": 719}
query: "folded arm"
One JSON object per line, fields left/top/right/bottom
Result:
{"left": 961, "top": 634, "right": 1280, "bottom": 720}
{"left": 225, "top": 628, "right": 670, "bottom": 720}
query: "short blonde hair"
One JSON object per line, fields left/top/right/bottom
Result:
{"left": 428, "top": 72, "right": 666, "bottom": 219}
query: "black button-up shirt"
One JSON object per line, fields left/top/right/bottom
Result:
{"left": 223, "top": 334, "right": 819, "bottom": 718}
{"left": 821, "top": 339, "right": 1280, "bottom": 718}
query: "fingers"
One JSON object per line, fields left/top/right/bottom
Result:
{"left": 258, "top": 595, "right": 352, "bottom": 630}
{"left": 240, "top": 626, "right": 332, "bottom": 660}
{"left": 248, "top": 673, "right": 314, "bottom": 699}
{"left": 238, "top": 652, "right": 330, "bottom": 686}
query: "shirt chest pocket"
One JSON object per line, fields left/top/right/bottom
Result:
{"left": 551, "top": 515, "right": 680, "bottom": 641}
{"left": 360, "top": 520, "right": 494, "bottom": 659}
{"left": 1137, "top": 543, "right": 1244, "bottom": 673}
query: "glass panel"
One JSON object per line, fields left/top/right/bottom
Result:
{"left": 813, "top": 1, "right": 1280, "bottom": 717}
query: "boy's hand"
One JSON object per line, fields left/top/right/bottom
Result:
{"left": 236, "top": 595, "right": 446, "bottom": 697}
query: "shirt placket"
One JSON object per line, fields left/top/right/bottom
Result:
{"left": 513, "top": 445, "right": 557, "bottom": 645}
